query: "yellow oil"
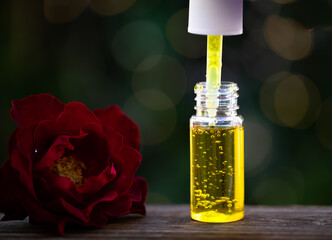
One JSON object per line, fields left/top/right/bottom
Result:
{"left": 207, "top": 35, "right": 223, "bottom": 88}
{"left": 206, "top": 35, "right": 223, "bottom": 118}
{"left": 190, "top": 125, "right": 244, "bottom": 222}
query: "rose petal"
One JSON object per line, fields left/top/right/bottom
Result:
{"left": 33, "top": 125, "right": 115, "bottom": 205}
{"left": 58, "top": 198, "right": 89, "bottom": 222}
{"left": 130, "top": 177, "right": 148, "bottom": 203}
{"left": 102, "top": 178, "right": 147, "bottom": 219}
{"left": 34, "top": 171, "right": 87, "bottom": 208}
{"left": 0, "top": 160, "right": 28, "bottom": 220}
{"left": 33, "top": 120, "right": 64, "bottom": 160}
{"left": 88, "top": 210, "right": 108, "bottom": 227}
{"left": 111, "top": 146, "right": 142, "bottom": 196}
{"left": 33, "top": 121, "right": 102, "bottom": 164}
{"left": 78, "top": 165, "right": 117, "bottom": 194}
{"left": 83, "top": 190, "right": 117, "bottom": 217}
{"left": 1, "top": 159, "right": 63, "bottom": 232}
{"left": 34, "top": 163, "right": 116, "bottom": 207}
{"left": 11, "top": 149, "right": 37, "bottom": 198}
{"left": 57, "top": 221, "right": 67, "bottom": 235}
{"left": 56, "top": 102, "right": 102, "bottom": 135}
{"left": 34, "top": 135, "right": 75, "bottom": 170}
{"left": 7, "top": 129, "right": 18, "bottom": 156}
{"left": 56, "top": 214, "right": 107, "bottom": 235}
{"left": 15, "top": 125, "right": 36, "bottom": 160}
{"left": 71, "top": 124, "right": 109, "bottom": 177}
{"left": 10, "top": 94, "right": 64, "bottom": 128}
{"left": 94, "top": 106, "right": 140, "bottom": 150}
{"left": 44, "top": 190, "right": 118, "bottom": 223}
{"left": 24, "top": 196, "right": 74, "bottom": 236}
{"left": 0, "top": 129, "right": 31, "bottom": 220}
{"left": 9, "top": 125, "right": 37, "bottom": 198}
{"left": 128, "top": 177, "right": 148, "bottom": 215}
{"left": 103, "top": 126, "right": 124, "bottom": 155}
{"left": 102, "top": 197, "right": 132, "bottom": 218}
{"left": 25, "top": 199, "right": 58, "bottom": 224}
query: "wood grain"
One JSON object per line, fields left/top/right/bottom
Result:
{"left": 1, "top": 205, "right": 332, "bottom": 239}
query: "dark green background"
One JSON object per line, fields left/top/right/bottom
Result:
{"left": 0, "top": 0, "right": 331, "bottom": 205}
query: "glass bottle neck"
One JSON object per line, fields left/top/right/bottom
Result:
{"left": 194, "top": 81, "right": 239, "bottom": 118}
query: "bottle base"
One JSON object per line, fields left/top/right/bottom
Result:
{"left": 191, "top": 211, "right": 244, "bottom": 223}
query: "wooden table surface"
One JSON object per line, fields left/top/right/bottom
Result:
{"left": 1, "top": 205, "right": 332, "bottom": 239}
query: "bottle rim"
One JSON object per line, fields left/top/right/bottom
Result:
{"left": 194, "top": 81, "right": 239, "bottom": 94}
{"left": 194, "top": 81, "right": 239, "bottom": 116}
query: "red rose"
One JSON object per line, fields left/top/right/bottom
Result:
{"left": 0, "top": 94, "right": 147, "bottom": 235}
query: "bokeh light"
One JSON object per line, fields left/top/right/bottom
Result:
{"left": 316, "top": 98, "right": 332, "bottom": 150}
{"left": 89, "top": 0, "right": 135, "bottom": 16}
{"left": 123, "top": 94, "right": 177, "bottom": 146}
{"left": 166, "top": 8, "right": 206, "bottom": 58}
{"left": 260, "top": 72, "right": 291, "bottom": 126}
{"left": 111, "top": 21, "right": 165, "bottom": 71}
{"left": 275, "top": 74, "right": 308, "bottom": 127}
{"left": 44, "top": 0, "right": 89, "bottom": 24}
{"left": 135, "top": 90, "right": 174, "bottom": 111}
{"left": 132, "top": 55, "right": 187, "bottom": 105}
{"left": 260, "top": 72, "right": 321, "bottom": 128}
{"left": 264, "top": 15, "right": 313, "bottom": 60}
{"left": 245, "top": 120, "right": 273, "bottom": 177}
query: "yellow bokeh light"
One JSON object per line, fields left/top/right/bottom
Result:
{"left": 89, "top": 0, "right": 135, "bottom": 16}
{"left": 260, "top": 72, "right": 289, "bottom": 126}
{"left": 296, "top": 75, "right": 321, "bottom": 129}
{"left": 275, "top": 74, "right": 308, "bottom": 127}
{"left": 316, "top": 98, "right": 332, "bottom": 150}
{"left": 132, "top": 55, "right": 187, "bottom": 105}
{"left": 166, "top": 8, "right": 206, "bottom": 58}
{"left": 135, "top": 89, "right": 175, "bottom": 111}
{"left": 264, "top": 15, "right": 313, "bottom": 60}
{"left": 123, "top": 94, "right": 177, "bottom": 146}
{"left": 260, "top": 72, "right": 321, "bottom": 128}
{"left": 44, "top": 0, "right": 89, "bottom": 24}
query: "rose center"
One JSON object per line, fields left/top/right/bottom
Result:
{"left": 51, "top": 156, "right": 86, "bottom": 187}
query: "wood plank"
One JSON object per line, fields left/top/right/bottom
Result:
{"left": 0, "top": 205, "right": 332, "bottom": 239}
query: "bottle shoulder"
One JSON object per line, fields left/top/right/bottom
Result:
{"left": 190, "top": 115, "right": 243, "bottom": 128}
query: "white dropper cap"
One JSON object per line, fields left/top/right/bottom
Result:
{"left": 188, "top": 0, "right": 243, "bottom": 36}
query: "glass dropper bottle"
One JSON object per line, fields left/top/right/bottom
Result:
{"left": 190, "top": 81, "right": 244, "bottom": 222}
{"left": 188, "top": 0, "right": 244, "bottom": 223}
